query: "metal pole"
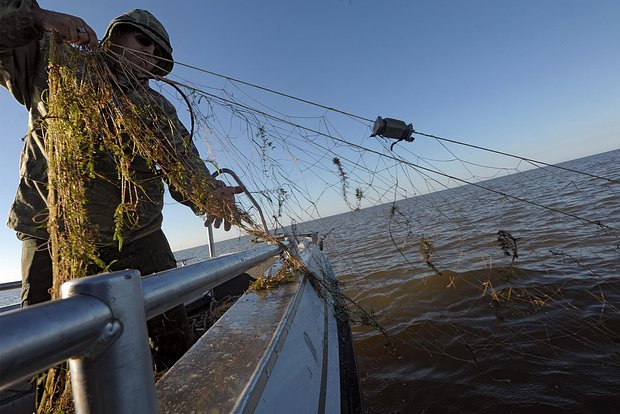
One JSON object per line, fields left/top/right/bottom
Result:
{"left": 207, "top": 224, "right": 215, "bottom": 258}
{"left": 143, "top": 243, "right": 282, "bottom": 319}
{"left": 62, "top": 270, "right": 157, "bottom": 414}
{"left": 0, "top": 296, "right": 112, "bottom": 390}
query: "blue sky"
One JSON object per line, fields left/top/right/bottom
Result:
{"left": 1, "top": 0, "right": 618, "bottom": 282}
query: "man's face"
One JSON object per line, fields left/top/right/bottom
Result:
{"left": 110, "top": 28, "right": 160, "bottom": 74}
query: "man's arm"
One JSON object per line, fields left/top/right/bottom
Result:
{"left": 31, "top": 6, "right": 97, "bottom": 49}
{"left": 0, "top": 0, "right": 44, "bottom": 107}
{"left": 154, "top": 93, "right": 243, "bottom": 231}
{"left": 0, "top": 0, "right": 97, "bottom": 107}
{"left": 0, "top": 0, "right": 41, "bottom": 51}
{"left": 0, "top": 0, "right": 95, "bottom": 50}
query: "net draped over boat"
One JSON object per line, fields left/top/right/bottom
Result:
{"left": 47, "top": 43, "right": 619, "bottom": 413}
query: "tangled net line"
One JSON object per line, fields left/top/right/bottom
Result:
{"left": 148, "top": 46, "right": 619, "bottom": 376}
{"left": 165, "top": 54, "right": 620, "bottom": 403}
{"left": 155, "top": 51, "right": 620, "bottom": 389}
{"left": 41, "top": 40, "right": 619, "bottom": 410}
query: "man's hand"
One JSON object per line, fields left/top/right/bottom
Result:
{"left": 204, "top": 184, "right": 245, "bottom": 231}
{"left": 32, "top": 7, "right": 98, "bottom": 49}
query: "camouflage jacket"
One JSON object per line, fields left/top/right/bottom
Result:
{"left": 0, "top": 0, "right": 212, "bottom": 245}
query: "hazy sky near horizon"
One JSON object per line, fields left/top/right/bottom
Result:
{"left": 0, "top": 0, "right": 618, "bottom": 282}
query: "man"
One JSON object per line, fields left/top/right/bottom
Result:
{"left": 0, "top": 1, "right": 241, "bottom": 368}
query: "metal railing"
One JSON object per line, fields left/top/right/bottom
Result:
{"left": 0, "top": 281, "right": 21, "bottom": 291}
{"left": 0, "top": 243, "right": 282, "bottom": 413}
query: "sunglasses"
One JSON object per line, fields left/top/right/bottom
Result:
{"left": 133, "top": 31, "right": 155, "bottom": 48}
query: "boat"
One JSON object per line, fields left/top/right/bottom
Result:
{"left": 159, "top": 235, "right": 363, "bottom": 413}
{"left": 0, "top": 235, "right": 363, "bottom": 413}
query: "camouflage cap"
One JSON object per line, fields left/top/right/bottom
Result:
{"left": 101, "top": 9, "right": 173, "bottom": 76}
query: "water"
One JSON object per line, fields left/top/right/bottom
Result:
{"left": 2, "top": 150, "right": 618, "bottom": 412}
{"left": 177, "top": 150, "right": 620, "bottom": 413}
{"left": 312, "top": 149, "right": 620, "bottom": 413}
{"left": 0, "top": 288, "right": 20, "bottom": 308}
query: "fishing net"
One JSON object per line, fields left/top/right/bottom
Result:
{"left": 41, "top": 40, "right": 619, "bottom": 412}
{"left": 45, "top": 41, "right": 262, "bottom": 297}
{"left": 158, "top": 54, "right": 619, "bottom": 412}
{"left": 40, "top": 40, "right": 262, "bottom": 413}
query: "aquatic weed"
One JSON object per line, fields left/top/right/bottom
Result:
{"left": 497, "top": 230, "right": 519, "bottom": 262}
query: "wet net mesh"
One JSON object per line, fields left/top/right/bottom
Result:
{"left": 43, "top": 43, "right": 619, "bottom": 412}
{"left": 159, "top": 53, "right": 620, "bottom": 411}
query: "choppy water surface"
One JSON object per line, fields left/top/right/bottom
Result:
{"left": 317, "top": 150, "right": 620, "bottom": 413}
{"left": 109, "top": 150, "right": 620, "bottom": 413}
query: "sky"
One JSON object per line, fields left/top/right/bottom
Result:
{"left": 0, "top": 0, "right": 619, "bottom": 282}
